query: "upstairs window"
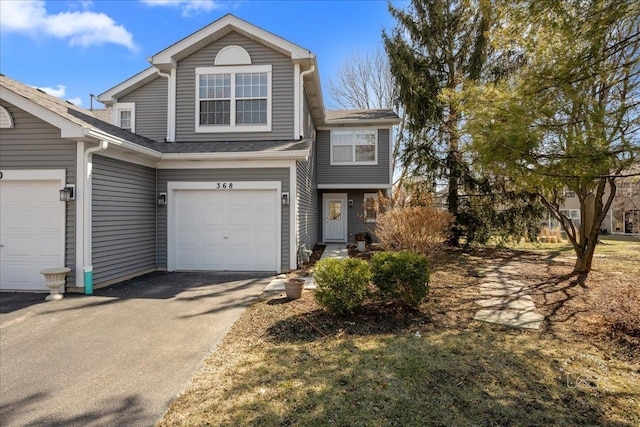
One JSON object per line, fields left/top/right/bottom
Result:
{"left": 114, "top": 102, "right": 135, "bottom": 132}
{"left": 330, "top": 129, "right": 377, "bottom": 165}
{"left": 196, "top": 65, "right": 271, "bottom": 133}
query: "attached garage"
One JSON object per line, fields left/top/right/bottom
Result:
{"left": 168, "top": 181, "right": 281, "bottom": 272}
{"left": 0, "top": 170, "right": 66, "bottom": 291}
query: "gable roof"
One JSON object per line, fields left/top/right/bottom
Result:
{"left": 1, "top": 74, "right": 311, "bottom": 161}
{"left": 1, "top": 74, "right": 163, "bottom": 157}
{"left": 150, "top": 14, "right": 314, "bottom": 70}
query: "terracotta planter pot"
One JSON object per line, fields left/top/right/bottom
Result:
{"left": 284, "top": 278, "right": 305, "bottom": 300}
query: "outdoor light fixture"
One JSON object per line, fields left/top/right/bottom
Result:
{"left": 59, "top": 185, "right": 75, "bottom": 202}
{"left": 157, "top": 193, "right": 167, "bottom": 206}
{"left": 281, "top": 192, "right": 289, "bottom": 206}
{"left": 348, "top": 199, "right": 354, "bottom": 207}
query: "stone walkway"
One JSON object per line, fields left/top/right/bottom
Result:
{"left": 264, "top": 243, "right": 348, "bottom": 291}
{"left": 473, "top": 262, "right": 545, "bottom": 330}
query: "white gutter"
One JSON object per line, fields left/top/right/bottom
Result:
{"left": 82, "top": 140, "right": 109, "bottom": 294}
{"left": 298, "top": 66, "right": 315, "bottom": 140}
{"left": 154, "top": 69, "right": 176, "bottom": 142}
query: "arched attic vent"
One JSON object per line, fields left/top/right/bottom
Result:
{"left": 214, "top": 45, "right": 252, "bottom": 65}
{"left": 0, "top": 105, "right": 14, "bottom": 128}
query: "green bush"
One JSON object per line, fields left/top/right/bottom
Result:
{"left": 371, "top": 251, "right": 430, "bottom": 308}
{"left": 314, "top": 258, "right": 371, "bottom": 315}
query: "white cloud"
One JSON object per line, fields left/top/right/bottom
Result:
{"left": 66, "top": 97, "right": 83, "bottom": 106}
{"left": 0, "top": 1, "right": 136, "bottom": 50}
{"left": 36, "top": 84, "right": 67, "bottom": 98}
{"left": 141, "top": 0, "right": 222, "bottom": 17}
{"left": 33, "top": 85, "right": 82, "bottom": 106}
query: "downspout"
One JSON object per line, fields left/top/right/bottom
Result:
{"left": 83, "top": 141, "right": 109, "bottom": 294}
{"left": 298, "top": 66, "right": 315, "bottom": 140}
{"left": 155, "top": 69, "right": 175, "bottom": 142}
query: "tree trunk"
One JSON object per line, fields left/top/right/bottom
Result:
{"left": 574, "top": 241, "right": 596, "bottom": 273}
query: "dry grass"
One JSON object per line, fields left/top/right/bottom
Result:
{"left": 157, "top": 239, "right": 640, "bottom": 427}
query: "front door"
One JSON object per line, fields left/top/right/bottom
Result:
{"left": 323, "top": 193, "right": 347, "bottom": 242}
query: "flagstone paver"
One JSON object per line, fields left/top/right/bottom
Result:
{"left": 473, "top": 262, "right": 545, "bottom": 329}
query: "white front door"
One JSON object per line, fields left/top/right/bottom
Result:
{"left": 323, "top": 193, "right": 347, "bottom": 242}
{"left": 0, "top": 175, "right": 66, "bottom": 291}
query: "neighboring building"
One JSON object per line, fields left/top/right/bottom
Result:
{"left": 546, "top": 183, "right": 640, "bottom": 235}
{"left": 0, "top": 14, "right": 399, "bottom": 293}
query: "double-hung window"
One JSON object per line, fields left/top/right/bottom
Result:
{"left": 330, "top": 129, "right": 377, "bottom": 165}
{"left": 114, "top": 102, "right": 135, "bottom": 132}
{"left": 364, "top": 193, "right": 379, "bottom": 222}
{"left": 196, "top": 65, "right": 271, "bottom": 132}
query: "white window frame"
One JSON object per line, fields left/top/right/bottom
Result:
{"left": 330, "top": 129, "right": 378, "bottom": 166}
{"left": 195, "top": 65, "right": 272, "bottom": 133}
{"left": 114, "top": 102, "right": 135, "bottom": 133}
{"left": 363, "top": 192, "right": 378, "bottom": 223}
{"left": 560, "top": 209, "right": 581, "bottom": 225}
{"left": 564, "top": 189, "right": 576, "bottom": 198}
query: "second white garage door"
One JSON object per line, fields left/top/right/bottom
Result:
{"left": 173, "top": 189, "right": 278, "bottom": 272}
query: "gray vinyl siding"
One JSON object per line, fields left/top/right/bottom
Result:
{"left": 0, "top": 101, "right": 77, "bottom": 287}
{"left": 120, "top": 76, "right": 168, "bottom": 142}
{"left": 296, "top": 144, "right": 318, "bottom": 260}
{"left": 302, "top": 90, "right": 316, "bottom": 140}
{"left": 317, "top": 128, "right": 391, "bottom": 185}
{"left": 92, "top": 155, "right": 156, "bottom": 285}
{"left": 318, "top": 189, "right": 384, "bottom": 243}
{"left": 157, "top": 168, "right": 290, "bottom": 271}
{"left": 175, "top": 31, "right": 294, "bottom": 142}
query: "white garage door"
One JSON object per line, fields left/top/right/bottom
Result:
{"left": 0, "top": 179, "right": 65, "bottom": 291}
{"left": 173, "top": 189, "right": 278, "bottom": 271}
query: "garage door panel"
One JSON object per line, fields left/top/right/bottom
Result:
{"left": 173, "top": 189, "right": 278, "bottom": 272}
{"left": 1, "top": 179, "right": 65, "bottom": 291}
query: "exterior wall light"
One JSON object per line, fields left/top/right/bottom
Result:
{"left": 281, "top": 192, "right": 289, "bottom": 206}
{"left": 157, "top": 192, "right": 167, "bottom": 206}
{"left": 59, "top": 185, "right": 75, "bottom": 202}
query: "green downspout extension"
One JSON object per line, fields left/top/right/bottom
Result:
{"left": 84, "top": 266, "right": 93, "bottom": 295}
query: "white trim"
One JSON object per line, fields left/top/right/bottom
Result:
{"left": 113, "top": 102, "right": 135, "bottom": 132}
{"left": 195, "top": 64, "right": 272, "bottom": 133}
{"left": 215, "top": 45, "right": 252, "bottom": 65}
{"left": 0, "top": 169, "right": 65, "bottom": 181}
{"left": 158, "top": 159, "right": 297, "bottom": 170}
{"left": 158, "top": 147, "right": 310, "bottom": 163}
{"left": 166, "top": 180, "right": 282, "bottom": 272}
{"left": 318, "top": 119, "right": 400, "bottom": 130}
{"left": 168, "top": 68, "right": 177, "bottom": 142}
{"left": 150, "top": 14, "right": 312, "bottom": 66}
{"left": 329, "top": 128, "right": 378, "bottom": 166}
{"left": 318, "top": 183, "right": 392, "bottom": 190}
{"left": 0, "top": 105, "right": 14, "bottom": 128}
{"left": 388, "top": 125, "right": 394, "bottom": 186}
{"left": 322, "top": 193, "right": 348, "bottom": 242}
{"left": 75, "top": 141, "right": 85, "bottom": 288}
{"left": 97, "top": 67, "right": 158, "bottom": 104}
{"left": 289, "top": 160, "right": 297, "bottom": 270}
{"left": 293, "top": 63, "right": 300, "bottom": 140}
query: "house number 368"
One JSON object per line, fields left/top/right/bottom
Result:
{"left": 216, "top": 182, "right": 233, "bottom": 189}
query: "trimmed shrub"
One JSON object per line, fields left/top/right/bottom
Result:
{"left": 314, "top": 258, "right": 371, "bottom": 315}
{"left": 371, "top": 251, "right": 430, "bottom": 308}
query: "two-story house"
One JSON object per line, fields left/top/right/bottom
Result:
{"left": 0, "top": 14, "right": 399, "bottom": 293}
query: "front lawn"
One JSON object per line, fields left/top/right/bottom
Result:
{"left": 157, "top": 241, "right": 640, "bottom": 426}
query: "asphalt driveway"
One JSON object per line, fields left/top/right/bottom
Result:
{"left": 0, "top": 272, "right": 271, "bottom": 426}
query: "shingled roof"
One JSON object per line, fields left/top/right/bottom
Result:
{"left": 325, "top": 109, "right": 400, "bottom": 125}
{"left": 1, "top": 74, "right": 311, "bottom": 159}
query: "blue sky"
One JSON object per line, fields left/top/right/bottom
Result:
{"left": 0, "top": 0, "right": 408, "bottom": 109}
